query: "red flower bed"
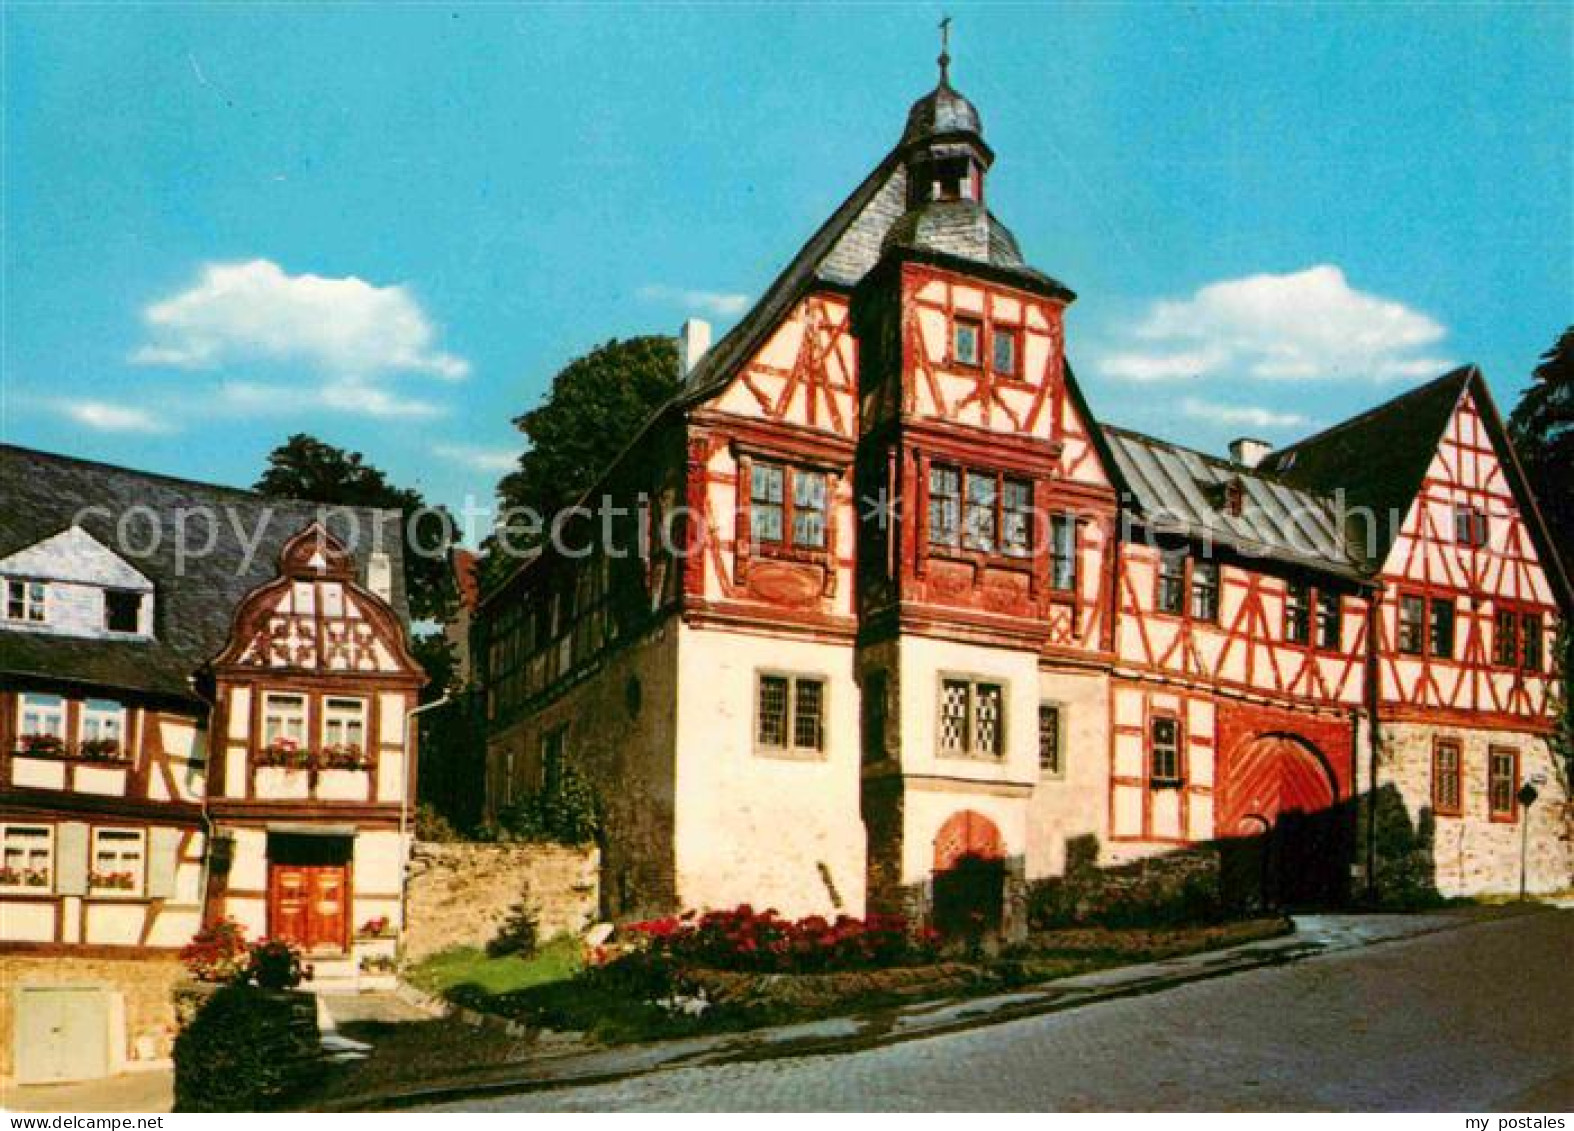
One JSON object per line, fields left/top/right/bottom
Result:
{"left": 623, "top": 905, "right": 940, "bottom": 974}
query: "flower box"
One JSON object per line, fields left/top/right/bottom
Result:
{"left": 78, "top": 737, "right": 130, "bottom": 763}
{"left": 319, "top": 743, "right": 371, "bottom": 772}
{"left": 357, "top": 916, "right": 393, "bottom": 940}
{"left": 89, "top": 870, "right": 137, "bottom": 892}
{"left": 16, "top": 733, "right": 66, "bottom": 758}
{"left": 256, "top": 738, "right": 313, "bottom": 770}
{"left": 0, "top": 866, "right": 50, "bottom": 889}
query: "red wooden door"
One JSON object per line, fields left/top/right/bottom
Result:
{"left": 268, "top": 863, "right": 348, "bottom": 953}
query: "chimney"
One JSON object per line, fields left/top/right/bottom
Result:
{"left": 1229, "top": 437, "right": 1272, "bottom": 469}
{"left": 367, "top": 551, "right": 393, "bottom": 603}
{"left": 678, "top": 318, "right": 712, "bottom": 380}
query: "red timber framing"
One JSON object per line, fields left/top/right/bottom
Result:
{"left": 678, "top": 291, "right": 863, "bottom": 644}
{"left": 1116, "top": 543, "right": 1371, "bottom": 710}
{"left": 1373, "top": 389, "right": 1561, "bottom": 733}
{"left": 1107, "top": 683, "right": 1214, "bottom": 845}
{"left": 859, "top": 261, "right": 1119, "bottom": 655}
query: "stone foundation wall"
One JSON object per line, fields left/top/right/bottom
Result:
{"left": 403, "top": 841, "right": 599, "bottom": 960}
{"left": 0, "top": 952, "right": 184, "bottom": 1078}
{"left": 1377, "top": 723, "right": 1573, "bottom": 898}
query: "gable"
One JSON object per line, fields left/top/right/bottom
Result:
{"left": 0, "top": 525, "right": 152, "bottom": 591}
{"left": 1380, "top": 386, "right": 1563, "bottom": 608}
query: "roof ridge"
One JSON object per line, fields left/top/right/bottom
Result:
{"left": 1271, "top": 364, "right": 1476, "bottom": 459}
{"left": 1, "top": 441, "right": 400, "bottom": 517}
{"left": 2, "top": 441, "right": 268, "bottom": 501}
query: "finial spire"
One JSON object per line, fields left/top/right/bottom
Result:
{"left": 937, "top": 15, "right": 952, "bottom": 85}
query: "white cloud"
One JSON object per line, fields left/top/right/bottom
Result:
{"left": 132, "top": 259, "right": 469, "bottom": 380}
{"left": 1180, "top": 398, "right": 1309, "bottom": 430}
{"left": 432, "top": 443, "right": 518, "bottom": 473}
{"left": 216, "top": 380, "right": 444, "bottom": 420}
{"left": 1098, "top": 265, "right": 1451, "bottom": 384}
{"left": 57, "top": 400, "right": 173, "bottom": 434}
{"left": 1099, "top": 347, "right": 1227, "bottom": 383}
{"left": 637, "top": 284, "right": 750, "bottom": 318}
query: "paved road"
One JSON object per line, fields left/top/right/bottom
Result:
{"left": 432, "top": 908, "right": 1574, "bottom": 1112}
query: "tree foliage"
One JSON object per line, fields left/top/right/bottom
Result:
{"left": 482, "top": 336, "right": 680, "bottom": 587}
{"left": 1508, "top": 327, "right": 1574, "bottom": 570}
{"left": 254, "top": 433, "right": 456, "bottom": 623}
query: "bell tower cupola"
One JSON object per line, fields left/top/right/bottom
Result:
{"left": 899, "top": 19, "right": 994, "bottom": 208}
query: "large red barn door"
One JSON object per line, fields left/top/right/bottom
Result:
{"left": 1220, "top": 735, "right": 1348, "bottom": 908}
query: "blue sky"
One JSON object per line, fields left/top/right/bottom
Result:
{"left": 4, "top": 4, "right": 1569, "bottom": 536}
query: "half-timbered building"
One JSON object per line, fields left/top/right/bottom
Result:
{"left": 0, "top": 446, "right": 423, "bottom": 986}
{"left": 476, "top": 61, "right": 1571, "bottom": 923}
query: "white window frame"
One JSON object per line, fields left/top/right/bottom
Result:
{"left": 18, "top": 692, "right": 66, "bottom": 741}
{"left": 262, "top": 692, "right": 308, "bottom": 747}
{"left": 80, "top": 698, "right": 126, "bottom": 745}
{"left": 3, "top": 578, "right": 48, "bottom": 624}
{"left": 89, "top": 827, "right": 146, "bottom": 897}
{"left": 321, "top": 696, "right": 367, "bottom": 750}
{"left": 0, "top": 824, "right": 54, "bottom": 892}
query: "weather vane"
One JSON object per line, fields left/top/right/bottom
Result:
{"left": 938, "top": 15, "right": 952, "bottom": 84}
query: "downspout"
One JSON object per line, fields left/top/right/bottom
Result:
{"left": 1364, "top": 589, "right": 1383, "bottom": 903}
{"left": 399, "top": 694, "right": 451, "bottom": 945}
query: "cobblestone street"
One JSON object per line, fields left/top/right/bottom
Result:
{"left": 429, "top": 908, "right": 1574, "bottom": 1112}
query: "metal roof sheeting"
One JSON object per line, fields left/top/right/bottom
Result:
{"left": 1102, "top": 425, "right": 1362, "bottom": 579}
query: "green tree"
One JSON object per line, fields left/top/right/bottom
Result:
{"left": 483, "top": 336, "right": 679, "bottom": 586}
{"left": 1508, "top": 327, "right": 1573, "bottom": 570}
{"left": 254, "top": 433, "right": 456, "bottom": 623}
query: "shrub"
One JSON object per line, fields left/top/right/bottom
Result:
{"left": 180, "top": 918, "right": 250, "bottom": 984}
{"left": 415, "top": 801, "right": 462, "bottom": 842}
{"left": 248, "top": 938, "right": 306, "bottom": 990}
{"left": 498, "top": 761, "right": 601, "bottom": 846}
{"left": 487, "top": 897, "right": 541, "bottom": 958}
{"left": 173, "top": 984, "right": 322, "bottom": 1112}
{"left": 622, "top": 905, "right": 941, "bottom": 974}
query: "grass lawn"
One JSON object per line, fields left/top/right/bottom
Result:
{"left": 407, "top": 935, "right": 583, "bottom": 999}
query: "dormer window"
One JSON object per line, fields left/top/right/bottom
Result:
{"left": 104, "top": 589, "right": 142, "bottom": 634}
{"left": 3, "top": 578, "right": 46, "bottom": 624}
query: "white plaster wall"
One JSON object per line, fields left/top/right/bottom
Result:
{"left": 1025, "top": 667, "right": 1110, "bottom": 877}
{"left": 11, "top": 758, "right": 65, "bottom": 790}
{"left": 354, "top": 829, "right": 404, "bottom": 898}
{"left": 0, "top": 900, "right": 55, "bottom": 942}
{"left": 672, "top": 624, "right": 866, "bottom": 917}
{"left": 894, "top": 635, "right": 1040, "bottom": 786}
{"left": 83, "top": 902, "right": 143, "bottom": 946}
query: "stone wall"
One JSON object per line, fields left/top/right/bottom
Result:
{"left": 403, "top": 841, "right": 599, "bottom": 960}
{"left": 0, "top": 952, "right": 184, "bottom": 1078}
{"left": 1376, "top": 722, "right": 1572, "bottom": 898}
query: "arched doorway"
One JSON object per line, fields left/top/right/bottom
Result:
{"left": 931, "top": 810, "right": 1005, "bottom": 937}
{"left": 1221, "top": 734, "right": 1347, "bottom": 908}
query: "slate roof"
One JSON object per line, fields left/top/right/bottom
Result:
{"left": 679, "top": 79, "right": 1070, "bottom": 407}
{"left": 1258, "top": 365, "right": 1573, "bottom": 606}
{"left": 1103, "top": 425, "right": 1362, "bottom": 578}
{"left": 900, "top": 80, "right": 985, "bottom": 149}
{"left": 881, "top": 200, "right": 1069, "bottom": 295}
{"left": 1257, "top": 366, "right": 1473, "bottom": 567}
{"left": 0, "top": 444, "right": 410, "bottom": 705}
